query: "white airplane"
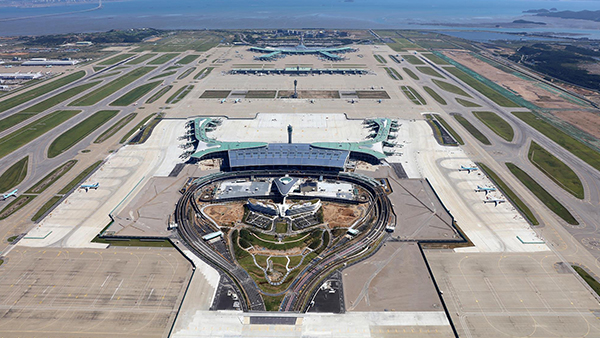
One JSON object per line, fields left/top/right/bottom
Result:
{"left": 220, "top": 99, "right": 226, "bottom": 104}
{"left": 1, "top": 189, "right": 18, "bottom": 201}
{"left": 475, "top": 185, "right": 496, "bottom": 195}
{"left": 483, "top": 196, "right": 506, "bottom": 207}
{"left": 80, "top": 183, "right": 99, "bottom": 192}
{"left": 459, "top": 165, "right": 478, "bottom": 174}
{"left": 234, "top": 98, "right": 240, "bottom": 103}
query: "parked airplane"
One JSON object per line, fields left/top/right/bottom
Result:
{"left": 220, "top": 99, "right": 226, "bottom": 104}
{"left": 1, "top": 189, "right": 18, "bottom": 201}
{"left": 234, "top": 98, "right": 240, "bottom": 103}
{"left": 475, "top": 185, "right": 496, "bottom": 195}
{"left": 80, "top": 183, "right": 99, "bottom": 192}
{"left": 459, "top": 165, "right": 478, "bottom": 174}
{"left": 483, "top": 196, "right": 506, "bottom": 207}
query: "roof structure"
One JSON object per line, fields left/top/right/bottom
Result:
{"left": 250, "top": 44, "right": 354, "bottom": 60}
{"left": 273, "top": 176, "right": 300, "bottom": 196}
{"left": 228, "top": 143, "right": 349, "bottom": 169}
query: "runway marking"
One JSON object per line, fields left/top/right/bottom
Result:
{"left": 110, "top": 280, "right": 123, "bottom": 300}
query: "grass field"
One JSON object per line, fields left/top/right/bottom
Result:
{"left": 456, "top": 98, "right": 481, "bottom": 107}
{"left": 416, "top": 66, "right": 445, "bottom": 78}
{"left": 374, "top": 54, "right": 387, "bottom": 63}
{"left": 473, "top": 111, "right": 514, "bottom": 142}
{"left": 177, "top": 67, "right": 196, "bottom": 80}
{"left": 92, "top": 237, "right": 173, "bottom": 247}
{"left": 0, "top": 195, "right": 33, "bottom": 220}
{"left": 177, "top": 54, "right": 200, "bottom": 64}
{"left": 200, "top": 90, "right": 230, "bottom": 99}
{"left": 31, "top": 195, "right": 62, "bottom": 222}
{"left": 110, "top": 81, "right": 161, "bottom": 106}
{"left": 146, "top": 85, "right": 172, "bottom": 103}
{"left": 513, "top": 111, "right": 600, "bottom": 173}
{"left": 425, "top": 114, "right": 456, "bottom": 146}
{"left": 506, "top": 162, "right": 578, "bottom": 225}
{"left": 528, "top": 141, "right": 584, "bottom": 199}
{"left": 48, "top": 110, "right": 118, "bottom": 158}
{"left": 0, "top": 110, "right": 80, "bottom": 159}
{"left": 120, "top": 113, "right": 156, "bottom": 143}
{"left": 25, "top": 159, "right": 77, "bottom": 194}
{"left": 148, "top": 53, "right": 179, "bottom": 65}
{"left": 432, "top": 79, "right": 471, "bottom": 97}
{"left": 245, "top": 90, "right": 277, "bottom": 98}
{"left": 94, "top": 113, "right": 137, "bottom": 143}
{"left": 424, "top": 86, "right": 446, "bottom": 105}
{"left": 129, "top": 114, "right": 163, "bottom": 144}
{"left": 422, "top": 53, "right": 450, "bottom": 65}
{"left": 0, "top": 71, "right": 85, "bottom": 114}
{"left": 150, "top": 71, "right": 176, "bottom": 80}
{"left": 166, "top": 85, "right": 194, "bottom": 104}
{"left": 572, "top": 266, "right": 600, "bottom": 297}
{"left": 98, "top": 53, "right": 135, "bottom": 65}
{"left": 403, "top": 67, "right": 419, "bottom": 80}
{"left": 402, "top": 54, "right": 425, "bottom": 65}
{"left": 58, "top": 161, "right": 103, "bottom": 194}
{"left": 69, "top": 67, "right": 155, "bottom": 106}
{"left": 194, "top": 67, "right": 214, "bottom": 80}
{"left": 434, "top": 115, "right": 464, "bottom": 145}
{"left": 126, "top": 53, "right": 157, "bottom": 65}
{"left": 454, "top": 114, "right": 491, "bottom": 145}
{"left": 94, "top": 71, "right": 121, "bottom": 80}
{"left": 386, "top": 37, "right": 421, "bottom": 51}
{"left": 384, "top": 67, "right": 402, "bottom": 80}
{"left": 477, "top": 162, "right": 539, "bottom": 225}
{"left": 0, "top": 156, "right": 28, "bottom": 192}
{"left": 445, "top": 67, "right": 519, "bottom": 107}
{"left": 275, "top": 222, "right": 288, "bottom": 233}
{"left": 400, "top": 86, "right": 426, "bottom": 105}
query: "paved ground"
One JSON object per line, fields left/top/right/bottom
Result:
{"left": 0, "top": 246, "right": 191, "bottom": 338}
{"left": 428, "top": 250, "right": 600, "bottom": 337}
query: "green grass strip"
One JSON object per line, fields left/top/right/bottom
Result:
{"left": 98, "top": 53, "right": 135, "bottom": 66}
{"left": 167, "top": 85, "right": 194, "bottom": 104}
{"left": 146, "top": 85, "right": 172, "bottom": 104}
{"left": 0, "top": 110, "right": 80, "bottom": 159}
{"left": 384, "top": 67, "right": 402, "bottom": 80}
{"left": 445, "top": 67, "right": 519, "bottom": 107}
{"left": 0, "top": 195, "right": 33, "bottom": 220}
{"left": 69, "top": 67, "right": 155, "bottom": 106}
{"left": 456, "top": 97, "right": 480, "bottom": 107}
{"left": 374, "top": 54, "right": 387, "bottom": 63}
{"left": 31, "top": 195, "right": 62, "bottom": 222}
{"left": 177, "top": 54, "right": 200, "bottom": 64}
{"left": 110, "top": 81, "right": 162, "bottom": 106}
{"left": 0, "top": 156, "right": 28, "bottom": 192}
{"left": 94, "top": 72, "right": 121, "bottom": 80}
{"left": 402, "top": 54, "right": 424, "bottom": 65}
{"left": 477, "top": 162, "right": 539, "bottom": 225}
{"left": 0, "top": 71, "right": 85, "bottom": 114}
{"left": 424, "top": 86, "right": 446, "bottom": 105}
{"left": 92, "top": 237, "right": 173, "bottom": 247}
{"left": 513, "top": 111, "right": 600, "bottom": 173}
{"left": 148, "top": 53, "right": 179, "bottom": 65}
{"left": 48, "top": 110, "right": 118, "bottom": 158}
{"left": 434, "top": 115, "right": 464, "bottom": 145}
{"left": 473, "top": 111, "right": 514, "bottom": 142}
{"left": 432, "top": 79, "right": 471, "bottom": 97}
{"left": 25, "top": 160, "right": 77, "bottom": 194}
{"left": 403, "top": 67, "right": 419, "bottom": 80}
{"left": 572, "top": 266, "right": 600, "bottom": 297}
{"left": 177, "top": 67, "right": 196, "bottom": 80}
{"left": 194, "top": 67, "right": 214, "bottom": 80}
{"left": 120, "top": 113, "right": 156, "bottom": 143}
{"left": 400, "top": 86, "right": 425, "bottom": 105}
{"left": 422, "top": 53, "right": 450, "bottom": 65}
{"left": 506, "top": 162, "right": 578, "bottom": 225}
{"left": 454, "top": 114, "right": 491, "bottom": 145}
{"left": 528, "top": 141, "right": 584, "bottom": 199}
{"left": 416, "top": 66, "right": 445, "bottom": 78}
{"left": 94, "top": 113, "right": 137, "bottom": 143}
{"left": 126, "top": 53, "right": 157, "bottom": 65}
{"left": 58, "top": 161, "right": 103, "bottom": 195}
{"left": 150, "top": 71, "right": 176, "bottom": 80}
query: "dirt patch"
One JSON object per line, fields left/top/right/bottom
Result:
{"left": 322, "top": 202, "right": 364, "bottom": 228}
{"left": 277, "top": 90, "right": 340, "bottom": 99}
{"left": 246, "top": 90, "right": 277, "bottom": 98}
{"left": 443, "top": 51, "right": 583, "bottom": 109}
{"left": 551, "top": 110, "right": 600, "bottom": 139}
{"left": 204, "top": 203, "right": 244, "bottom": 226}
{"left": 200, "top": 90, "right": 231, "bottom": 99}
{"left": 356, "top": 90, "right": 390, "bottom": 99}
{"left": 27, "top": 160, "right": 77, "bottom": 194}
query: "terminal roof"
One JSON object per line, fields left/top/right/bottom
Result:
{"left": 228, "top": 143, "right": 349, "bottom": 169}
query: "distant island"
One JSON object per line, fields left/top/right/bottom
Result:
{"left": 535, "top": 10, "right": 600, "bottom": 22}
{"left": 523, "top": 8, "right": 557, "bottom": 14}
{"left": 512, "top": 19, "right": 546, "bottom": 26}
